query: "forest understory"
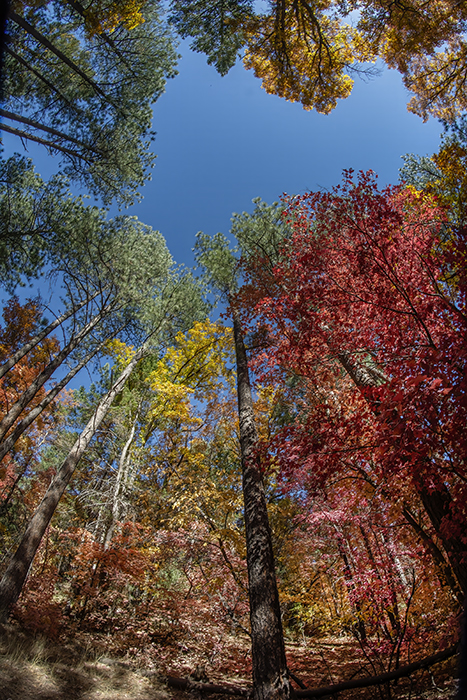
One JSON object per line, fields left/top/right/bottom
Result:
{"left": 2, "top": 3, "right": 467, "bottom": 699}
{"left": 0, "top": 621, "right": 458, "bottom": 700}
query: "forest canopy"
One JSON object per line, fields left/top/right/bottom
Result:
{"left": 0, "top": 2, "right": 466, "bottom": 700}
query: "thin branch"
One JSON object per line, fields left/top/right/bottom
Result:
{"left": 0, "top": 122, "right": 87, "bottom": 159}
{"left": 0, "top": 108, "right": 98, "bottom": 152}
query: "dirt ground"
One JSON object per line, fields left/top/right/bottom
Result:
{"left": 0, "top": 623, "right": 457, "bottom": 700}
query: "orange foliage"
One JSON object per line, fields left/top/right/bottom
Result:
{"left": 0, "top": 298, "right": 60, "bottom": 462}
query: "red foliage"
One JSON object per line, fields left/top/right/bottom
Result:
{"left": 240, "top": 171, "right": 466, "bottom": 505}
{"left": 236, "top": 171, "right": 466, "bottom": 656}
{"left": 0, "top": 297, "right": 61, "bottom": 483}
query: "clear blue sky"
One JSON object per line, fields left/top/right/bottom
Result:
{"left": 0, "top": 41, "right": 444, "bottom": 390}
{"left": 2, "top": 41, "right": 442, "bottom": 270}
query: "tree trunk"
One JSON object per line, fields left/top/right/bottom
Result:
{"left": 0, "top": 337, "right": 109, "bottom": 464}
{"left": 0, "top": 122, "right": 83, "bottom": 158}
{"left": 0, "top": 108, "right": 95, "bottom": 151}
{"left": 0, "top": 303, "right": 114, "bottom": 443}
{"left": 337, "top": 350, "right": 467, "bottom": 598}
{"left": 0, "top": 346, "right": 145, "bottom": 622}
{"left": 232, "top": 308, "right": 291, "bottom": 700}
{"left": 9, "top": 11, "right": 111, "bottom": 105}
{"left": 103, "top": 413, "right": 138, "bottom": 548}
{"left": 0, "top": 293, "right": 97, "bottom": 381}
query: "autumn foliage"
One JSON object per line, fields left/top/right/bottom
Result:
{"left": 234, "top": 171, "right": 466, "bottom": 670}
{"left": 0, "top": 299, "right": 61, "bottom": 520}
{"left": 0, "top": 181, "right": 463, "bottom": 694}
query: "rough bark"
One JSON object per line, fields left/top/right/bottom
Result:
{"left": 419, "top": 485, "right": 467, "bottom": 596}
{"left": 232, "top": 307, "right": 291, "bottom": 700}
{"left": 0, "top": 347, "right": 145, "bottom": 622}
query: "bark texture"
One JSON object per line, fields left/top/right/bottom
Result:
{"left": 232, "top": 308, "right": 291, "bottom": 700}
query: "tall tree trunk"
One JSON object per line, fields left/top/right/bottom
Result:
{"left": 103, "top": 413, "right": 138, "bottom": 549}
{"left": 0, "top": 346, "right": 145, "bottom": 622}
{"left": 9, "top": 11, "right": 112, "bottom": 105}
{"left": 232, "top": 307, "right": 291, "bottom": 700}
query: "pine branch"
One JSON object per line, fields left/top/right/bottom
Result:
{"left": 0, "top": 108, "right": 98, "bottom": 152}
{"left": 9, "top": 11, "right": 120, "bottom": 111}
{"left": 0, "top": 122, "right": 87, "bottom": 159}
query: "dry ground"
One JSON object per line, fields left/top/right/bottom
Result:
{"left": 0, "top": 623, "right": 457, "bottom": 700}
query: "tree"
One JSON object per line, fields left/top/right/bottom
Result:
{"left": 2, "top": 0, "right": 178, "bottom": 204}
{"left": 0, "top": 263, "right": 207, "bottom": 622}
{"left": 0, "top": 298, "right": 63, "bottom": 547}
{"left": 169, "top": 0, "right": 467, "bottom": 120}
{"left": 0, "top": 155, "right": 181, "bottom": 463}
{"left": 0, "top": 343, "right": 145, "bottom": 621}
{"left": 195, "top": 232, "right": 292, "bottom": 700}
{"left": 401, "top": 116, "right": 467, "bottom": 227}
{"left": 234, "top": 176, "right": 467, "bottom": 606}
{"left": 169, "top": 0, "right": 253, "bottom": 76}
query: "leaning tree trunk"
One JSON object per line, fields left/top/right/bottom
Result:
{"left": 0, "top": 302, "right": 114, "bottom": 443}
{"left": 0, "top": 332, "right": 117, "bottom": 464}
{"left": 338, "top": 350, "right": 467, "bottom": 598}
{"left": 232, "top": 307, "right": 291, "bottom": 700}
{"left": 0, "top": 346, "right": 145, "bottom": 622}
{"left": 337, "top": 350, "right": 467, "bottom": 698}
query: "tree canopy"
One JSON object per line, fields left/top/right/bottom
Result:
{"left": 170, "top": 0, "right": 467, "bottom": 118}
{"left": 2, "top": 0, "right": 178, "bottom": 204}
{"left": 1, "top": 1, "right": 466, "bottom": 698}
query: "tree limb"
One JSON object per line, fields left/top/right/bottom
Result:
{"left": 295, "top": 645, "right": 457, "bottom": 698}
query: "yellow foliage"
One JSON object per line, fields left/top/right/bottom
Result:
{"left": 240, "top": 0, "right": 467, "bottom": 118}
{"left": 146, "top": 362, "right": 196, "bottom": 427}
{"left": 430, "top": 141, "right": 467, "bottom": 223}
{"left": 12, "top": 0, "right": 145, "bottom": 35}
{"left": 104, "top": 338, "right": 137, "bottom": 372}
{"left": 405, "top": 40, "right": 467, "bottom": 122}
{"left": 357, "top": 0, "right": 467, "bottom": 121}
{"left": 142, "top": 320, "right": 234, "bottom": 435}
{"left": 163, "top": 319, "right": 234, "bottom": 395}
{"left": 81, "top": 0, "right": 146, "bottom": 36}
{"left": 242, "top": 2, "right": 371, "bottom": 113}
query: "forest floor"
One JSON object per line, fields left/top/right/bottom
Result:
{"left": 0, "top": 622, "right": 457, "bottom": 700}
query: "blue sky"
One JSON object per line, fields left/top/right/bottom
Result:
{"left": 0, "top": 40, "right": 445, "bottom": 390}
{"left": 2, "top": 41, "right": 442, "bottom": 271}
